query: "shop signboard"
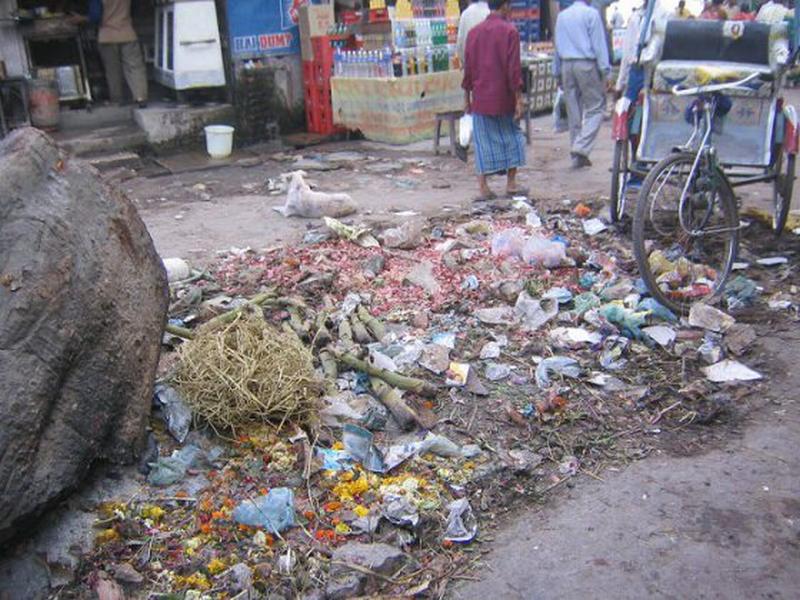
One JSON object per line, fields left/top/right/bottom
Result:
{"left": 227, "top": 0, "right": 305, "bottom": 57}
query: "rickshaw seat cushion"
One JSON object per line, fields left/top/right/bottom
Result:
{"left": 661, "top": 19, "right": 773, "bottom": 65}
{"left": 651, "top": 60, "right": 775, "bottom": 98}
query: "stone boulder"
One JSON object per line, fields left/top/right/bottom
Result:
{"left": 0, "top": 128, "right": 168, "bottom": 544}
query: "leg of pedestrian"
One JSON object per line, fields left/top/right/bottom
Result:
{"left": 98, "top": 43, "right": 124, "bottom": 104}
{"left": 562, "top": 63, "right": 581, "bottom": 146}
{"left": 572, "top": 61, "right": 605, "bottom": 164}
{"left": 120, "top": 41, "right": 148, "bottom": 106}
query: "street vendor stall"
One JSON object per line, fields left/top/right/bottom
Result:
{"left": 331, "top": 69, "right": 462, "bottom": 144}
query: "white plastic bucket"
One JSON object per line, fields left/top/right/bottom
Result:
{"left": 204, "top": 124, "right": 234, "bottom": 158}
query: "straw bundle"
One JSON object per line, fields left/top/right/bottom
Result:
{"left": 172, "top": 309, "right": 320, "bottom": 433}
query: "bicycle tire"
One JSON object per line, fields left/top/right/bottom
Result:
{"left": 610, "top": 139, "right": 629, "bottom": 223}
{"left": 773, "top": 152, "right": 796, "bottom": 237}
{"left": 633, "top": 151, "right": 739, "bottom": 314}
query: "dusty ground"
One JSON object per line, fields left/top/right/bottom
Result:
{"left": 120, "top": 105, "right": 800, "bottom": 598}
{"left": 454, "top": 326, "right": 800, "bottom": 599}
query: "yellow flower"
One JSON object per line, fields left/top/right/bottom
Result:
{"left": 95, "top": 528, "right": 120, "bottom": 544}
{"left": 354, "top": 505, "right": 370, "bottom": 517}
{"left": 175, "top": 572, "right": 211, "bottom": 590}
{"left": 334, "top": 522, "right": 351, "bottom": 534}
{"left": 140, "top": 505, "right": 165, "bottom": 521}
{"left": 332, "top": 441, "right": 345, "bottom": 451}
{"left": 207, "top": 558, "right": 226, "bottom": 576}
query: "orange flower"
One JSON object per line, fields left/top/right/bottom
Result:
{"left": 303, "top": 510, "right": 316, "bottom": 521}
{"left": 331, "top": 517, "right": 341, "bottom": 526}
{"left": 199, "top": 523, "right": 213, "bottom": 534}
{"left": 259, "top": 488, "right": 269, "bottom": 496}
{"left": 264, "top": 533, "right": 274, "bottom": 546}
{"left": 223, "top": 497, "right": 236, "bottom": 509}
{"left": 211, "top": 511, "right": 224, "bottom": 520}
{"left": 175, "top": 490, "right": 189, "bottom": 499}
{"left": 442, "top": 540, "right": 454, "bottom": 549}
{"left": 323, "top": 501, "right": 342, "bottom": 513}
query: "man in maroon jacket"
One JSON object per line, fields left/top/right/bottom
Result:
{"left": 462, "top": 0, "right": 527, "bottom": 200}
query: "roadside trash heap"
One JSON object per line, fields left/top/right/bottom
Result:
{"left": 76, "top": 196, "right": 790, "bottom": 599}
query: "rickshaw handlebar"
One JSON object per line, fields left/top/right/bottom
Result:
{"left": 671, "top": 71, "right": 766, "bottom": 97}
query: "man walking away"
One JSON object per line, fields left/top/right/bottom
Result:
{"left": 98, "top": 0, "right": 148, "bottom": 106}
{"left": 554, "top": 0, "right": 610, "bottom": 168}
{"left": 462, "top": 0, "right": 527, "bottom": 200}
{"left": 456, "top": 0, "right": 490, "bottom": 66}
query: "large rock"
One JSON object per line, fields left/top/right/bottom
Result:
{"left": 0, "top": 128, "right": 168, "bottom": 544}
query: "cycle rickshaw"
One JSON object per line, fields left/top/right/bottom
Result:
{"left": 620, "top": 17, "right": 798, "bottom": 313}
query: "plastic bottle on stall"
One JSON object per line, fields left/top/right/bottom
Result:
{"left": 426, "top": 46, "right": 434, "bottom": 74}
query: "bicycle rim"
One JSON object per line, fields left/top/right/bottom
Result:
{"left": 633, "top": 152, "right": 739, "bottom": 314}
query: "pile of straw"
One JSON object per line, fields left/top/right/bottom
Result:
{"left": 172, "top": 310, "right": 320, "bottom": 433}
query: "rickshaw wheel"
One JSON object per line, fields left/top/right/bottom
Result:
{"left": 610, "top": 139, "right": 629, "bottom": 223}
{"left": 633, "top": 152, "right": 739, "bottom": 315}
{"left": 773, "top": 152, "right": 796, "bottom": 237}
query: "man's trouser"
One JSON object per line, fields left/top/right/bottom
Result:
{"left": 98, "top": 41, "right": 148, "bottom": 103}
{"left": 561, "top": 58, "right": 605, "bottom": 158}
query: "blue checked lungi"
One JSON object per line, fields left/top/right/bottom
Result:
{"left": 472, "top": 113, "right": 526, "bottom": 175}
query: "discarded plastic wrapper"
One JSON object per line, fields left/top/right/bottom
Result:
{"left": 490, "top": 228, "right": 527, "bottom": 260}
{"left": 444, "top": 498, "right": 478, "bottom": 543}
{"left": 535, "top": 356, "right": 581, "bottom": 388}
{"left": 582, "top": 218, "right": 607, "bottom": 236}
{"left": 323, "top": 217, "right": 379, "bottom": 248}
{"left": 233, "top": 488, "right": 296, "bottom": 533}
{"left": 549, "top": 327, "right": 601, "bottom": 349}
{"left": 543, "top": 287, "right": 573, "bottom": 305}
{"left": 382, "top": 494, "right": 420, "bottom": 528}
{"left": 703, "top": 360, "right": 762, "bottom": 383}
{"left": 446, "top": 362, "right": 470, "bottom": 387}
{"left": 316, "top": 447, "right": 352, "bottom": 471}
{"left": 475, "top": 306, "right": 517, "bottom": 325}
{"left": 637, "top": 297, "right": 678, "bottom": 323}
{"left": 688, "top": 303, "right": 735, "bottom": 333}
{"left": 522, "top": 235, "right": 567, "bottom": 267}
{"left": 154, "top": 384, "right": 192, "bottom": 443}
{"left": 756, "top": 256, "right": 788, "bottom": 267}
{"left": 559, "top": 455, "right": 580, "bottom": 476}
{"left": 600, "top": 303, "right": 647, "bottom": 339}
{"left": 573, "top": 292, "right": 601, "bottom": 316}
{"left": 480, "top": 341, "right": 502, "bottom": 359}
{"left": 461, "top": 274, "right": 480, "bottom": 290}
{"left": 485, "top": 362, "right": 512, "bottom": 381}
{"left": 525, "top": 211, "right": 542, "bottom": 228}
{"left": 515, "top": 291, "right": 558, "bottom": 331}
{"left": 432, "top": 332, "right": 456, "bottom": 349}
{"left": 147, "top": 444, "right": 202, "bottom": 487}
{"left": 343, "top": 424, "right": 465, "bottom": 473}
{"left": 600, "top": 335, "right": 630, "bottom": 370}
{"left": 642, "top": 325, "right": 676, "bottom": 348}
{"left": 369, "top": 349, "right": 399, "bottom": 373}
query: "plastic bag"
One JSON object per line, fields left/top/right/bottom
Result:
{"left": 490, "top": 228, "right": 526, "bottom": 259}
{"left": 553, "top": 88, "right": 568, "bottom": 133}
{"left": 459, "top": 113, "right": 473, "bottom": 147}
{"left": 521, "top": 235, "right": 567, "bottom": 268}
{"left": 233, "top": 488, "right": 296, "bottom": 533}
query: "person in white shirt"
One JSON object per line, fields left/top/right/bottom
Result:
{"left": 456, "top": 0, "right": 490, "bottom": 65}
{"left": 610, "top": 6, "right": 625, "bottom": 28}
{"left": 757, "top": 0, "right": 794, "bottom": 23}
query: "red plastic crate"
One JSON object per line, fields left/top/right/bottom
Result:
{"left": 340, "top": 10, "right": 360, "bottom": 24}
{"left": 369, "top": 8, "right": 389, "bottom": 23}
{"left": 311, "top": 36, "right": 334, "bottom": 70}
{"left": 302, "top": 61, "right": 315, "bottom": 87}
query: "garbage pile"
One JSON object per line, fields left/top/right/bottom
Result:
{"left": 72, "top": 198, "right": 792, "bottom": 599}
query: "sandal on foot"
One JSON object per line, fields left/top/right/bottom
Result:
{"left": 506, "top": 187, "right": 529, "bottom": 198}
{"left": 473, "top": 191, "right": 497, "bottom": 202}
